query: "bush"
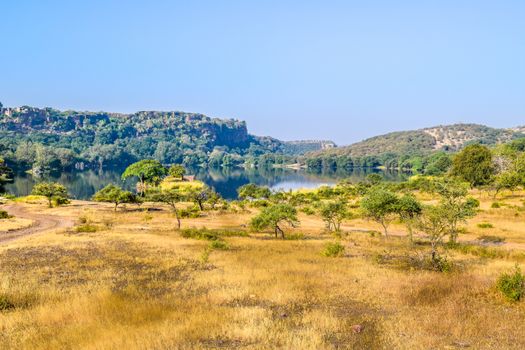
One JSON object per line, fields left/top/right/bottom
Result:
{"left": 301, "top": 206, "right": 316, "bottom": 215}
{"left": 75, "top": 224, "right": 98, "bottom": 233}
{"left": 178, "top": 206, "right": 201, "bottom": 218}
{"left": 209, "top": 240, "right": 229, "bottom": 250}
{"left": 496, "top": 265, "right": 525, "bottom": 301}
{"left": 491, "top": 202, "right": 501, "bottom": 209}
{"left": 321, "top": 241, "right": 345, "bottom": 257}
{"left": 180, "top": 227, "right": 247, "bottom": 241}
{"left": 477, "top": 222, "right": 494, "bottom": 229}
{"left": 0, "top": 295, "right": 15, "bottom": 311}
{"left": 0, "top": 210, "right": 11, "bottom": 219}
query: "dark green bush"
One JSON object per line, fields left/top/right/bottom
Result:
{"left": 496, "top": 265, "right": 525, "bottom": 301}
{"left": 491, "top": 202, "right": 501, "bottom": 209}
{"left": 0, "top": 210, "right": 11, "bottom": 219}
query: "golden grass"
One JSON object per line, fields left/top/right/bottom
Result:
{"left": 0, "top": 194, "right": 524, "bottom": 349}
{"left": 0, "top": 217, "right": 33, "bottom": 231}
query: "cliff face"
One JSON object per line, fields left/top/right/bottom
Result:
{"left": 0, "top": 107, "right": 253, "bottom": 148}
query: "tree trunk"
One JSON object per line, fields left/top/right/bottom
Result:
{"left": 381, "top": 222, "right": 388, "bottom": 238}
{"left": 173, "top": 207, "right": 181, "bottom": 229}
{"left": 114, "top": 202, "right": 118, "bottom": 212}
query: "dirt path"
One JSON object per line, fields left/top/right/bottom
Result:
{"left": 0, "top": 204, "right": 74, "bottom": 244}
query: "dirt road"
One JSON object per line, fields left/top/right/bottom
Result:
{"left": 0, "top": 204, "right": 74, "bottom": 244}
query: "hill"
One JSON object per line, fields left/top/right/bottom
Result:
{"left": 0, "top": 105, "right": 332, "bottom": 170}
{"left": 305, "top": 123, "right": 525, "bottom": 171}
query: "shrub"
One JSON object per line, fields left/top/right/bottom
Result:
{"left": 478, "top": 235, "right": 505, "bottom": 243}
{"left": 209, "top": 240, "right": 229, "bottom": 250}
{"left": 0, "top": 210, "right": 11, "bottom": 219}
{"left": 477, "top": 222, "right": 494, "bottom": 229}
{"left": 301, "top": 206, "right": 316, "bottom": 215}
{"left": 180, "top": 227, "right": 248, "bottom": 241}
{"left": 496, "top": 265, "right": 525, "bottom": 301}
{"left": 178, "top": 206, "right": 201, "bottom": 218}
{"left": 321, "top": 241, "right": 345, "bottom": 257}
{"left": 0, "top": 295, "right": 15, "bottom": 311}
{"left": 75, "top": 224, "right": 98, "bottom": 233}
{"left": 491, "top": 202, "right": 501, "bottom": 209}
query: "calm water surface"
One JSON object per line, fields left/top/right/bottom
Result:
{"left": 3, "top": 167, "right": 408, "bottom": 200}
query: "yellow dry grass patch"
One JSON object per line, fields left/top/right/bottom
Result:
{"left": 0, "top": 217, "right": 33, "bottom": 231}
{"left": 0, "top": 197, "right": 524, "bottom": 349}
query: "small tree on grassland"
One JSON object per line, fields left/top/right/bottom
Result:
{"left": 250, "top": 204, "right": 299, "bottom": 239}
{"left": 146, "top": 188, "right": 184, "bottom": 228}
{"left": 92, "top": 184, "right": 139, "bottom": 211}
{"left": 396, "top": 194, "right": 423, "bottom": 243}
{"left": 31, "top": 182, "right": 70, "bottom": 208}
{"left": 360, "top": 188, "right": 399, "bottom": 237}
{"left": 319, "top": 200, "right": 351, "bottom": 233}
{"left": 431, "top": 179, "right": 479, "bottom": 244}
{"left": 416, "top": 205, "right": 452, "bottom": 267}
{"left": 168, "top": 164, "right": 186, "bottom": 180}
{"left": 121, "top": 160, "right": 167, "bottom": 196}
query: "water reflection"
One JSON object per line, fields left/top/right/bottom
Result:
{"left": 3, "top": 167, "right": 408, "bottom": 200}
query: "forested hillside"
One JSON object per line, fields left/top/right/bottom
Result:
{"left": 305, "top": 123, "right": 525, "bottom": 172}
{"left": 0, "top": 105, "right": 296, "bottom": 171}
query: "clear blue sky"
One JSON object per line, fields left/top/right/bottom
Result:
{"left": 1, "top": 1, "right": 524, "bottom": 145}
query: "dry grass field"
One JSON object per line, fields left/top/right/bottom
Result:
{"left": 1, "top": 192, "right": 525, "bottom": 349}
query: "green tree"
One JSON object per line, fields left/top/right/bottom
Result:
{"left": 494, "top": 171, "right": 522, "bottom": 198}
{"left": 396, "top": 194, "right": 423, "bottom": 242}
{"left": 360, "top": 188, "right": 399, "bottom": 237}
{"left": 187, "top": 186, "right": 220, "bottom": 211}
{"left": 146, "top": 188, "right": 184, "bottom": 228}
{"left": 31, "top": 182, "right": 70, "bottom": 208}
{"left": 238, "top": 184, "right": 272, "bottom": 200}
{"left": 168, "top": 164, "right": 186, "bottom": 180}
{"left": 431, "top": 179, "right": 479, "bottom": 243}
{"left": 319, "top": 200, "right": 351, "bottom": 232}
{"left": 92, "top": 184, "right": 139, "bottom": 211}
{"left": 121, "top": 159, "right": 167, "bottom": 196}
{"left": 250, "top": 203, "right": 299, "bottom": 238}
{"left": 450, "top": 144, "right": 495, "bottom": 187}
{"left": 0, "top": 158, "right": 13, "bottom": 183}
{"left": 416, "top": 205, "right": 451, "bottom": 266}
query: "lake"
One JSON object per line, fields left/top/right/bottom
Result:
{"left": 2, "top": 167, "right": 408, "bottom": 200}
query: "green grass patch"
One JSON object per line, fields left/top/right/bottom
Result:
{"left": 477, "top": 222, "right": 494, "bottom": 229}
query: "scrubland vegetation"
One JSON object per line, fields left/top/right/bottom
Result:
{"left": 1, "top": 143, "right": 525, "bottom": 349}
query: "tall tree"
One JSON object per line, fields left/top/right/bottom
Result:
{"left": 450, "top": 144, "right": 495, "bottom": 187}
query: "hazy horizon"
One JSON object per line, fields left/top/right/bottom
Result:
{"left": 2, "top": 1, "right": 524, "bottom": 144}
